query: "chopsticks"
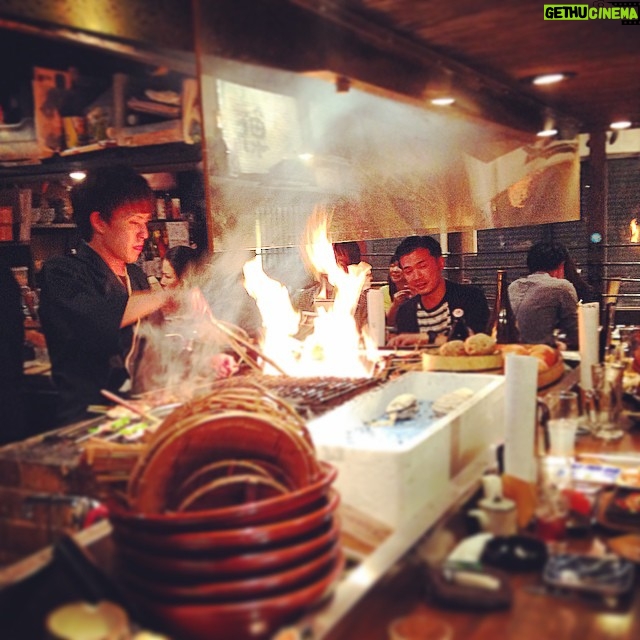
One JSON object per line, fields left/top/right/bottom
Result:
{"left": 100, "top": 389, "right": 162, "bottom": 427}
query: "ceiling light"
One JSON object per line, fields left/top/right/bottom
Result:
{"left": 610, "top": 120, "right": 632, "bottom": 130}
{"left": 69, "top": 171, "right": 87, "bottom": 181}
{"left": 537, "top": 127, "right": 558, "bottom": 138}
{"left": 532, "top": 73, "right": 567, "bottom": 86}
{"left": 430, "top": 97, "right": 455, "bottom": 106}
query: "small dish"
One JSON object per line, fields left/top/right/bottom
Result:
{"left": 543, "top": 553, "right": 635, "bottom": 597}
{"left": 480, "top": 535, "right": 548, "bottom": 572}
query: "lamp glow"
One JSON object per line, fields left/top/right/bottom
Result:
{"left": 532, "top": 73, "right": 566, "bottom": 85}
{"left": 430, "top": 97, "right": 455, "bottom": 106}
{"left": 610, "top": 120, "right": 632, "bottom": 130}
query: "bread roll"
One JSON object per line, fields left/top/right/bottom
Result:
{"left": 463, "top": 333, "right": 496, "bottom": 356}
{"left": 439, "top": 340, "right": 467, "bottom": 356}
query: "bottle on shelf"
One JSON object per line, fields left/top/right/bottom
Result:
{"left": 488, "top": 269, "right": 520, "bottom": 344}
{"left": 448, "top": 308, "right": 471, "bottom": 341}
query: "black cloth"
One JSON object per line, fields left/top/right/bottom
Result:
{"left": 396, "top": 280, "right": 490, "bottom": 336}
{"left": 0, "top": 264, "right": 26, "bottom": 444}
{"left": 39, "top": 242, "right": 150, "bottom": 426}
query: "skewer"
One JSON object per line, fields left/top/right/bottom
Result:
{"left": 205, "top": 309, "right": 288, "bottom": 376}
{"left": 99, "top": 389, "right": 162, "bottom": 427}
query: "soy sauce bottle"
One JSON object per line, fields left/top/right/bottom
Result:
{"left": 448, "top": 308, "right": 471, "bottom": 341}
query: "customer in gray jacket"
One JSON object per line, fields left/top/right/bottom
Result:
{"left": 508, "top": 241, "right": 579, "bottom": 349}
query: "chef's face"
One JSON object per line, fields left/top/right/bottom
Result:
{"left": 99, "top": 200, "right": 152, "bottom": 265}
{"left": 399, "top": 247, "right": 444, "bottom": 296}
{"left": 160, "top": 259, "right": 179, "bottom": 289}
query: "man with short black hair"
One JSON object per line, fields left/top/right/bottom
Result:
{"left": 388, "top": 235, "right": 489, "bottom": 348}
{"left": 39, "top": 166, "right": 170, "bottom": 426}
{"left": 508, "top": 241, "right": 578, "bottom": 349}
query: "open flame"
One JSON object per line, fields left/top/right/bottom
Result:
{"left": 631, "top": 218, "right": 639, "bottom": 243}
{"left": 242, "top": 207, "right": 378, "bottom": 377}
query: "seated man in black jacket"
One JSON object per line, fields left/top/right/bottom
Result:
{"left": 387, "top": 235, "right": 489, "bottom": 348}
{"left": 39, "top": 166, "right": 170, "bottom": 426}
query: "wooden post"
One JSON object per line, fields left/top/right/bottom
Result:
{"left": 585, "top": 131, "right": 607, "bottom": 298}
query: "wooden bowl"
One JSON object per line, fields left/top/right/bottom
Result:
{"left": 116, "top": 519, "right": 340, "bottom": 579}
{"left": 135, "top": 552, "right": 345, "bottom": 640}
{"left": 108, "top": 462, "right": 337, "bottom": 533}
{"left": 177, "top": 474, "right": 290, "bottom": 512}
{"left": 422, "top": 351, "right": 503, "bottom": 372}
{"left": 130, "top": 411, "right": 321, "bottom": 513}
{"left": 537, "top": 357, "right": 565, "bottom": 389}
{"left": 175, "top": 459, "right": 295, "bottom": 504}
{"left": 112, "top": 490, "right": 339, "bottom": 554}
{"left": 119, "top": 543, "right": 342, "bottom": 603}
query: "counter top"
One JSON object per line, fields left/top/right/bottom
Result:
{"left": 3, "top": 363, "right": 640, "bottom": 640}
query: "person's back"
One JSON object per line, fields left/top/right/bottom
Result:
{"left": 508, "top": 241, "right": 578, "bottom": 349}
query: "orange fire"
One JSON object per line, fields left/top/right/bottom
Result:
{"left": 631, "top": 218, "right": 639, "bottom": 243}
{"left": 242, "top": 207, "right": 378, "bottom": 377}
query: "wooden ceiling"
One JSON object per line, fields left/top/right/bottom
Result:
{"left": 290, "top": 0, "right": 640, "bottom": 135}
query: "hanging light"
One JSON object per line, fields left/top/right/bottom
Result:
{"left": 69, "top": 170, "right": 87, "bottom": 181}
{"left": 428, "top": 67, "right": 456, "bottom": 107}
{"left": 537, "top": 111, "right": 558, "bottom": 138}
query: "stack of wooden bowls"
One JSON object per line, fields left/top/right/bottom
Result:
{"left": 107, "top": 383, "right": 343, "bottom": 640}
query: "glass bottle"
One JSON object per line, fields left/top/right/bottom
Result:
{"left": 488, "top": 269, "right": 520, "bottom": 344}
{"left": 448, "top": 308, "right": 471, "bottom": 341}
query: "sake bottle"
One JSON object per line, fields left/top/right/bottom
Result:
{"left": 489, "top": 269, "right": 520, "bottom": 344}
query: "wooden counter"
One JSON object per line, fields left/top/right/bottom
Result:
{"left": 3, "top": 363, "right": 640, "bottom": 640}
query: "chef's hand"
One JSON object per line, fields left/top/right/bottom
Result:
{"left": 187, "top": 286, "right": 213, "bottom": 317}
{"left": 211, "top": 353, "right": 239, "bottom": 379}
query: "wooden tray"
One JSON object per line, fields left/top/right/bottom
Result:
{"left": 421, "top": 351, "right": 503, "bottom": 372}
{"left": 537, "top": 358, "right": 565, "bottom": 389}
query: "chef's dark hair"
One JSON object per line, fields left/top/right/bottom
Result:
{"left": 71, "top": 165, "right": 154, "bottom": 241}
{"left": 526, "top": 241, "right": 566, "bottom": 273}
{"left": 394, "top": 235, "right": 443, "bottom": 262}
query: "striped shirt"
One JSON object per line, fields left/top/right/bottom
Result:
{"left": 416, "top": 298, "right": 452, "bottom": 337}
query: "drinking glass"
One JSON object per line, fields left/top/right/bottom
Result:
{"left": 544, "top": 391, "right": 579, "bottom": 458}
{"left": 588, "top": 362, "right": 625, "bottom": 439}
